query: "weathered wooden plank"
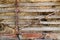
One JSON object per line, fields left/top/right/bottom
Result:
{"left": 0, "top": 15, "right": 60, "bottom": 19}
{"left": 0, "top": 8, "right": 60, "bottom": 12}
{"left": 0, "top": 16, "right": 44, "bottom": 19}
{"left": 1, "top": 21, "right": 60, "bottom": 25}
{"left": 0, "top": 8, "right": 14, "bottom": 13}
{"left": 21, "top": 27, "right": 60, "bottom": 31}
{"left": 19, "top": 16, "right": 44, "bottom": 19}
{"left": 20, "top": 8, "right": 60, "bottom": 12}
{"left": 0, "top": 4, "right": 14, "bottom": 7}
{"left": 19, "top": 2, "right": 60, "bottom": 7}
{"left": 0, "top": 2, "right": 60, "bottom": 7}
{"left": 47, "top": 15, "right": 60, "bottom": 18}
{"left": 19, "top": 0, "right": 60, "bottom": 2}
{"left": 40, "top": 21, "right": 60, "bottom": 24}
{"left": 0, "top": 16, "right": 14, "bottom": 19}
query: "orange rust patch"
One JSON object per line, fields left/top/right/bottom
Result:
{"left": 22, "top": 33, "right": 43, "bottom": 39}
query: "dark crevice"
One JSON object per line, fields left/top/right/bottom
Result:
{"left": 52, "top": 6, "right": 56, "bottom": 8}
{"left": 41, "top": 18, "right": 48, "bottom": 26}
{"left": 41, "top": 18, "right": 47, "bottom": 21}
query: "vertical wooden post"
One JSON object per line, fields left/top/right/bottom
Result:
{"left": 15, "top": 0, "right": 20, "bottom": 40}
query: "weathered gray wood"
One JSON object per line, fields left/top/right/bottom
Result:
{"left": 19, "top": 16, "right": 44, "bottom": 19}
{"left": 0, "top": 15, "right": 60, "bottom": 19}
{"left": 0, "top": 2, "right": 60, "bottom": 7}
{"left": 40, "top": 21, "right": 60, "bottom": 24}
{"left": 1, "top": 21, "right": 60, "bottom": 25}
{"left": 0, "top": 8, "right": 14, "bottom": 13}
{"left": 19, "top": 2, "right": 60, "bottom": 7}
{"left": 21, "top": 27, "right": 60, "bottom": 31}
{"left": 0, "top": 16, "right": 44, "bottom": 19}
{"left": 46, "top": 15, "right": 60, "bottom": 18}
{"left": 0, "top": 4, "right": 14, "bottom": 7}
{"left": 20, "top": 8, "right": 60, "bottom": 12}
